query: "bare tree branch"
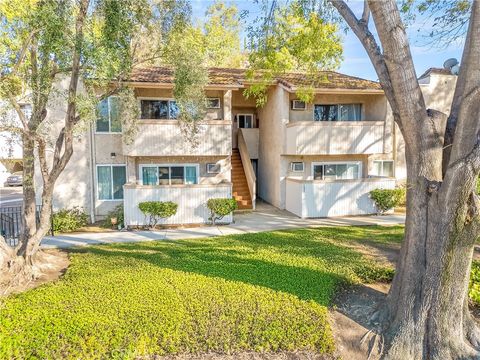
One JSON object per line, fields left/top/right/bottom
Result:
{"left": 361, "top": 0, "right": 370, "bottom": 24}
{"left": 329, "top": 0, "right": 400, "bottom": 121}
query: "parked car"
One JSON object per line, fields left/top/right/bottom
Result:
{"left": 6, "top": 171, "right": 23, "bottom": 186}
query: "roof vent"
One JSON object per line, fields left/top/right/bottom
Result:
{"left": 443, "top": 58, "right": 460, "bottom": 75}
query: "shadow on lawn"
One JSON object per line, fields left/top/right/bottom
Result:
{"left": 70, "top": 227, "right": 396, "bottom": 306}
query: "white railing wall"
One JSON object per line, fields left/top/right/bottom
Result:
{"left": 286, "top": 178, "right": 396, "bottom": 218}
{"left": 238, "top": 129, "right": 256, "bottom": 209}
{"left": 123, "top": 120, "right": 231, "bottom": 157}
{"left": 285, "top": 121, "right": 385, "bottom": 155}
{"left": 124, "top": 183, "right": 233, "bottom": 226}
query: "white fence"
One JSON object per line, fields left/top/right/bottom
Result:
{"left": 285, "top": 178, "right": 396, "bottom": 218}
{"left": 124, "top": 183, "right": 233, "bottom": 226}
{"left": 123, "top": 120, "right": 231, "bottom": 157}
{"left": 285, "top": 121, "right": 385, "bottom": 155}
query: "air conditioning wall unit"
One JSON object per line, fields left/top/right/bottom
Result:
{"left": 291, "top": 100, "right": 306, "bottom": 110}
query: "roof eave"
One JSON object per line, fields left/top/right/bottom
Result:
{"left": 287, "top": 86, "right": 384, "bottom": 94}
{"left": 122, "top": 81, "right": 241, "bottom": 90}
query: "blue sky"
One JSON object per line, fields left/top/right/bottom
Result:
{"left": 192, "top": 0, "right": 465, "bottom": 81}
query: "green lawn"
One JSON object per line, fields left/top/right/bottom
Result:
{"left": 0, "top": 226, "right": 403, "bottom": 359}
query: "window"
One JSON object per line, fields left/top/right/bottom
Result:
{"left": 140, "top": 165, "right": 198, "bottom": 185}
{"left": 291, "top": 100, "right": 306, "bottom": 110}
{"left": 312, "top": 162, "right": 361, "bottom": 180}
{"left": 97, "top": 165, "right": 126, "bottom": 200}
{"left": 372, "top": 160, "right": 394, "bottom": 177}
{"left": 207, "top": 163, "right": 221, "bottom": 174}
{"left": 314, "top": 104, "right": 362, "bottom": 121}
{"left": 140, "top": 99, "right": 178, "bottom": 119}
{"left": 238, "top": 114, "right": 253, "bottom": 128}
{"left": 290, "top": 162, "right": 304, "bottom": 172}
{"left": 206, "top": 98, "right": 221, "bottom": 109}
{"left": 96, "top": 97, "right": 121, "bottom": 132}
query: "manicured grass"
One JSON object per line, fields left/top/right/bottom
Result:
{"left": 0, "top": 226, "right": 402, "bottom": 359}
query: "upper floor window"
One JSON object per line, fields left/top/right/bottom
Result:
{"left": 96, "top": 96, "right": 121, "bottom": 133}
{"left": 141, "top": 164, "right": 198, "bottom": 185}
{"left": 372, "top": 160, "right": 394, "bottom": 177}
{"left": 312, "top": 162, "right": 361, "bottom": 180}
{"left": 238, "top": 114, "right": 253, "bottom": 128}
{"left": 140, "top": 99, "right": 178, "bottom": 119}
{"left": 206, "top": 98, "right": 221, "bottom": 109}
{"left": 314, "top": 104, "right": 362, "bottom": 121}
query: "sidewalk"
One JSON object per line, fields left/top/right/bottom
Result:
{"left": 41, "top": 203, "right": 405, "bottom": 249}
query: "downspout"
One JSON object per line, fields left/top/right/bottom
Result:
{"left": 88, "top": 122, "right": 96, "bottom": 223}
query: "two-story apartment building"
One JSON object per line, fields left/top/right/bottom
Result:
{"left": 36, "top": 67, "right": 456, "bottom": 226}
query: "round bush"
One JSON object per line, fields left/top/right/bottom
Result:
{"left": 53, "top": 207, "right": 89, "bottom": 233}
{"left": 369, "top": 188, "right": 406, "bottom": 214}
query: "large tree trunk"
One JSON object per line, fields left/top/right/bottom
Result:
{"left": 331, "top": 0, "right": 480, "bottom": 358}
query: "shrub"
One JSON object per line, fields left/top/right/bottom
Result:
{"left": 138, "top": 201, "right": 177, "bottom": 228}
{"left": 102, "top": 205, "right": 124, "bottom": 229}
{"left": 470, "top": 261, "right": 480, "bottom": 306}
{"left": 370, "top": 188, "right": 406, "bottom": 214}
{"left": 52, "top": 207, "right": 88, "bottom": 233}
{"left": 207, "top": 198, "right": 237, "bottom": 225}
{"left": 477, "top": 177, "right": 480, "bottom": 195}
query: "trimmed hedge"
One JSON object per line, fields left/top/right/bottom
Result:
{"left": 138, "top": 201, "right": 178, "bottom": 228}
{"left": 206, "top": 198, "right": 237, "bottom": 225}
{"left": 370, "top": 188, "right": 406, "bottom": 214}
{"left": 52, "top": 207, "right": 88, "bottom": 233}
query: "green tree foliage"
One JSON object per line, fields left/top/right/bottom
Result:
{"left": 204, "top": 1, "right": 245, "bottom": 68}
{"left": 245, "top": 0, "right": 343, "bottom": 106}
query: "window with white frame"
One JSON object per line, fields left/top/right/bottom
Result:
{"left": 372, "top": 160, "right": 394, "bottom": 177}
{"left": 290, "top": 162, "right": 304, "bottom": 172}
{"left": 141, "top": 164, "right": 198, "bottom": 185}
{"left": 206, "top": 98, "right": 221, "bottom": 109}
{"left": 312, "top": 162, "right": 361, "bottom": 180}
{"left": 314, "top": 104, "right": 362, "bottom": 121}
{"left": 20, "top": 104, "right": 32, "bottom": 120}
{"left": 140, "top": 99, "right": 179, "bottom": 119}
{"left": 237, "top": 114, "right": 253, "bottom": 128}
{"left": 96, "top": 96, "right": 122, "bottom": 132}
{"left": 97, "top": 165, "right": 126, "bottom": 200}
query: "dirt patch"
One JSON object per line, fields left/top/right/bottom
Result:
{"left": 1, "top": 249, "right": 69, "bottom": 297}
{"left": 331, "top": 283, "right": 389, "bottom": 360}
{"left": 153, "top": 352, "right": 332, "bottom": 360}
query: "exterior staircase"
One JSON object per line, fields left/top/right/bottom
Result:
{"left": 231, "top": 149, "right": 253, "bottom": 210}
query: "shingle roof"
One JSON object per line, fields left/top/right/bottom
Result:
{"left": 418, "top": 67, "right": 454, "bottom": 79}
{"left": 129, "top": 67, "right": 382, "bottom": 91}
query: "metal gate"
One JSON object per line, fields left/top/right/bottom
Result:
{"left": 0, "top": 206, "right": 53, "bottom": 247}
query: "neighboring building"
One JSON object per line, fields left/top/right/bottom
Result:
{"left": 35, "top": 67, "right": 456, "bottom": 225}
{"left": 0, "top": 104, "right": 28, "bottom": 186}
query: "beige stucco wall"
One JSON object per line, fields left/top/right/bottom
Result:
{"left": 257, "top": 86, "right": 289, "bottom": 208}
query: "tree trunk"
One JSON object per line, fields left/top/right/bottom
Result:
{"left": 380, "top": 175, "right": 480, "bottom": 359}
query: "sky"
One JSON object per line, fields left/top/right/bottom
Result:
{"left": 191, "top": 0, "right": 465, "bottom": 81}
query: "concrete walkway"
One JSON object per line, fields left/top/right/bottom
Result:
{"left": 41, "top": 202, "right": 405, "bottom": 249}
